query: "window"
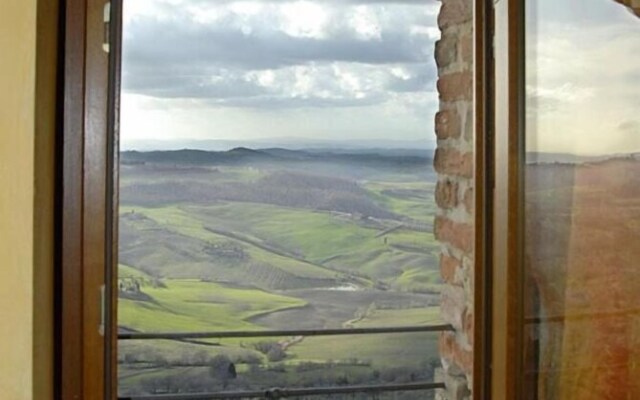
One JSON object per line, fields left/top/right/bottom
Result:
{"left": 112, "top": 0, "right": 478, "bottom": 398}
{"left": 59, "top": 0, "right": 486, "bottom": 398}
{"left": 58, "top": 0, "right": 640, "bottom": 398}
{"left": 522, "top": 0, "right": 640, "bottom": 398}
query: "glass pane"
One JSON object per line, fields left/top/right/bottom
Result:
{"left": 524, "top": 1, "right": 640, "bottom": 399}
{"left": 117, "top": 0, "right": 446, "bottom": 397}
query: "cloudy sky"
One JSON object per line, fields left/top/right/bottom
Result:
{"left": 526, "top": 0, "right": 640, "bottom": 155}
{"left": 120, "top": 0, "right": 440, "bottom": 150}
{"left": 120, "top": 0, "right": 639, "bottom": 155}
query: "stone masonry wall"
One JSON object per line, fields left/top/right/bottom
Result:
{"left": 433, "top": 0, "right": 474, "bottom": 399}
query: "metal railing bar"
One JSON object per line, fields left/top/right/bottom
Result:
{"left": 118, "top": 381, "right": 446, "bottom": 400}
{"left": 118, "top": 324, "right": 454, "bottom": 341}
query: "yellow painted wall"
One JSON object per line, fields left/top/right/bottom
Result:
{"left": 0, "top": 0, "right": 56, "bottom": 398}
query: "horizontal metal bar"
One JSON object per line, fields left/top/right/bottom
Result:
{"left": 118, "top": 324, "right": 454, "bottom": 341}
{"left": 118, "top": 381, "right": 445, "bottom": 400}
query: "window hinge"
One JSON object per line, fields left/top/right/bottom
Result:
{"left": 103, "top": 2, "right": 111, "bottom": 53}
{"left": 99, "top": 284, "right": 106, "bottom": 336}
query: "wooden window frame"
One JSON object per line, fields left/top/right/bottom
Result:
{"left": 488, "top": 4, "right": 640, "bottom": 399}
{"left": 473, "top": 0, "right": 494, "bottom": 399}
{"left": 485, "top": 2, "right": 640, "bottom": 398}
{"left": 58, "top": 0, "right": 121, "bottom": 398}
{"left": 490, "top": 0, "right": 526, "bottom": 399}
{"left": 57, "top": 0, "right": 500, "bottom": 398}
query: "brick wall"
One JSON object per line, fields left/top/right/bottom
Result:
{"left": 433, "top": 0, "right": 474, "bottom": 399}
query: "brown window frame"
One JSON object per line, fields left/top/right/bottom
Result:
{"left": 473, "top": 0, "right": 493, "bottom": 398}
{"left": 58, "top": 0, "right": 121, "bottom": 398}
{"left": 491, "top": 3, "right": 640, "bottom": 399}
{"left": 57, "top": 0, "right": 497, "bottom": 398}
{"left": 490, "top": 0, "right": 526, "bottom": 399}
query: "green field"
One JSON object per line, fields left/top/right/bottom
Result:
{"left": 120, "top": 278, "right": 307, "bottom": 333}
{"left": 117, "top": 152, "right": 442, "bottom": 397}
{"left": 118, "top": 273, "right": 442, "bottom": 395}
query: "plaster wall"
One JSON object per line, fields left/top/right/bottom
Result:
{"left": 0, "top": 0, "right": 56, "bottom": 398}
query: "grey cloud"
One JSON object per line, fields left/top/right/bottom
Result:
{"left": 121, "top": 2, "right": 438, "bottom": 109}
{"left": 533, "top": 0, "right": 639, "bottom": 27}
{"left": 624, "top": 70, "right": 640, "bottom": 106}
{"left": 123, "top": 61, "right": 393, "bottom": 108}
{"left": 211, "top": 93, "right": 389, "bottom": 109}
{"left": 123, "top": 61, "right": 436, "bottom": 108}
{"left": 526, "top": 92, "right": 559, "bottom": 114}
{"left": 618, "top": 120, "right": 640, "bottom": 134}
{"left": 123, "top": 19, "right": 432, "bottom": 72}
{"left": 125, "top": 72, "right": 271, "bottom": 99}
{"left": 185, "top": 0, "right": 435, "bottom": 4}
{"left": 386, "top": 64, "right": 435, "bottom": 92}
{"left": 123, "top": 64, "right": 396, "bottom": 108}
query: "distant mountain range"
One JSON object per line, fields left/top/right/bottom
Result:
{"left": 527, "top": 152, "right": 640, "bottom": 164}
{"left": 120, "top": 137, "right": 436, "bottom": 152}
{"left": 121, "top": 147, "right": 432, "bottom": 168}
{"left": 121, "top": 147, "right": 639, "bottom": 168}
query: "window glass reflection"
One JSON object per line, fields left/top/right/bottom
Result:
{"left": 524, "top": 1, "right": 640, "bottom": 399}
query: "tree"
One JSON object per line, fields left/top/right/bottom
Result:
{"left": 266, "top": 346, "right": 286, "bottom": 362}
{"left": 209, "top": 354, "right": 236, "bottom": 388}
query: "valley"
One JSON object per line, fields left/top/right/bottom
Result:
{"left": 117, "top": 148, "right": 443, "bottom": 398}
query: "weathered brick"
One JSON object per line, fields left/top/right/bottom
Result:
{"left": 434, "top": 0, "right": 474, "bottom": 392}
{"left": 463, "top": 307, "right": 474, "bottom": 346}
{"left": 460, "top": 33, "right": 473, "bottom": 64}
{"left": 435, "top": 367, "right": 472, "bottom": 400}
{"left": 464, "top": 106, "right": 474, "bottom": 142}
{"left": 438, "top": 71, "right": 473, "bottom": 102}
{"left": 435, "top": 179, "right": 459, "bottom": 209}
{"left": 435, "top": 110, "right": 462, "bottom": 140}
{"left": 440, "top": 333, "right": 473, "bottom": 376}
{"left": 463, "top": 187, "right": 474, "bottom": 214}
{"left": 434, "top": 215, "right": 473, "bottom": 255}
{"left": 441, "top": 253, "right": 460, "bottom": 284}
{"left": 439, "top": 331, "right": 457, "bottom": 362}
{"left": 454, "top": 346, "right": 473, "bottom": 376}
{"left": 438, "top": 0, "right": 472, "bottom": 30}
{"left": 441, "top": 285, "right": 466, "bottom": 330}
{"left": 433, "top": 148, "right": 473, "bottom": 179}
{"left": 435, "top": 35, "right": 458, "bottom": 69}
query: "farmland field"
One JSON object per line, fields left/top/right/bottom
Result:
{"left": 117, "top": 147, "right": 443, "bottom": 398}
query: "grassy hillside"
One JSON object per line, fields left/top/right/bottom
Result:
{"left": 117, "top": 149, "right": 442, "bottom": 397}
{"left": 119, "top": 278, "right": 307, "bottom": 333}
{"left": 120, "top": 206, "right": 339, "bottom": 289}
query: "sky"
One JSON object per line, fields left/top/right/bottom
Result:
{"left": 526, "top": 0, "right": 640, "bottom": 155}
{"left": 120, "top": 0, "right": 640, "bottom": 155}
{"left": 120, "top": 0, "right": 441, "bottom": 150}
